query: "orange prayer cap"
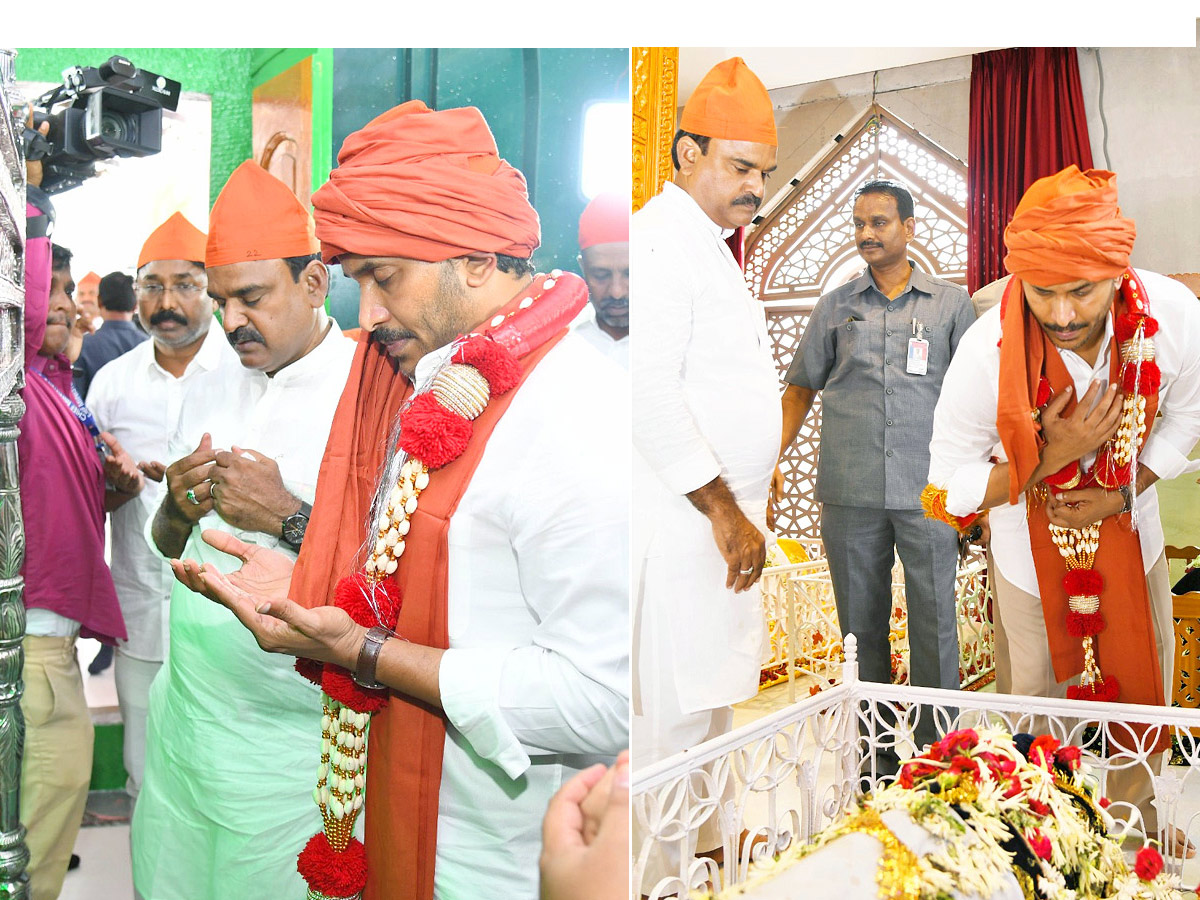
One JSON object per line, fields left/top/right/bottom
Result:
{"left": 1003, "top": 165, "right": 1135, "bottom": 286}
{"left": 680, "top": 57, "right": 777, "bottom": 147}
{"left": 137, "top": 212, "right": 208, "bottom": 270}
{"left": 206, "top": 161, "right": 319, "bottom": 268}
{"left": 578, "top": 192, "right": 629, "bottom": 251}
{"left": 78, "top": 271, "right": 101, "bottom": 288}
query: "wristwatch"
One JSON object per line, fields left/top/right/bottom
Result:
{"left": 281, "top": 501, "right": 313, "bottom": 551}
{"left": 1117, "top": 484, "right": 1134, "bottom": 514}
{"left": 352, "top": 626, "right": 393, "bottom": 690}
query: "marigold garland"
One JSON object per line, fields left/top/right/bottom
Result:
{"left": 292, "top": 272, "right": 586, "bottom": 900}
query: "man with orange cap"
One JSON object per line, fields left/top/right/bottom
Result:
{"left": 168, "top": 100, "right": 628, "bottom": 900}
{"left": 631, "top": 56, "right": 780, "bottom": 887}
{"left": 574, "top": 191, "right": 629, "bottom": 366}
{"left": 927, "top": 165, "right": 1200, "bottom": 850}
{"left": 85, "top": 211, "right": 237, "bottom": 802}
{"left": 131, "top": 163, "right": 356, "bottom": 899}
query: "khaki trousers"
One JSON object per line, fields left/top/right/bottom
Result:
{"left": 992, "top": 551, "right": 1173, "bottom": 831}
{"left": 21, "top": 635, "right": 94, "bottom": 900}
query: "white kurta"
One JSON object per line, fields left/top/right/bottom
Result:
{"left": 132, "top": 320, "right": 356, "bottom": 900}
{"left": 413, "top": 332, "right": 630, "bottom": 899}
{"left": 572, "top": 315, "right": 629, "bottom": 368}
{"left": 928, "top": 269, "right": 1200, "bottom": 594}
{"left": 87, "top": 325, "right": 238, "bottom": 662}
{"left": 632, "top": 181, "right": 780, "bottom": 719}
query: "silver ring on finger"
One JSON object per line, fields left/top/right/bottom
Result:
{"left": 186, "top": 487, "right": 200, "bottom": 506}
{"left": 739, "top": 567, "right": 755, "bottom": 575}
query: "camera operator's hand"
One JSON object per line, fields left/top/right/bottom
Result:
{"left": 24, "top": 114, "right": 48, "bottom": 189}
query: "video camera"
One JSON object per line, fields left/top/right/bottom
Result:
{"left": 22, "top": 55, "right": 181, "bottom": 194}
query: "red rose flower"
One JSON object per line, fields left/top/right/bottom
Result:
{"left": 1099, "top": 796, "right": 1111, "bottom": 809}
{"left": 1135, "top": 845, "right": 1164, "bottom": 881}
{"left": 941, "top": 729, "right": 980, "bottom": 754}
{"left": 1055, "top": 745, "right": 1082, "bottom": 771}
{"left": 1028, "top": 830, "right": 1052, "bottom": 861}
{"left": 1029, "top": 735, "right": 1060, "bottom": 768}
{"left": 1028, "top": 799, "right": 1052, "bottom": 818}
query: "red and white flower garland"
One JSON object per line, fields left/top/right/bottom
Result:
{"left": 293, "top": 271, "right": 580, "bottom": 900}
{"left": 1042, "top": 269, "right": 1159, "bottom": 703}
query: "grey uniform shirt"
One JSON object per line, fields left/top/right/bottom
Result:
{"left": 784, "top": 262, "right": 975, "bottom": 509}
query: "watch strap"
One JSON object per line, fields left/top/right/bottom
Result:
{"left": 1118, "top": 483, "right": 1134, "bottom": 514}
{"left": 352, "top": 625, "right": 392, "bottom": 690}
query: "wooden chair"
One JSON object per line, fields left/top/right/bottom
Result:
{"left": 1167, "top": 547, "right": 1200, "bottom": 738}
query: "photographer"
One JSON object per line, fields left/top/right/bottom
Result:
{"left": 19, "top": 152, "right": 136, "bottom": 900}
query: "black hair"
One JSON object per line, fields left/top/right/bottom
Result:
{"left": 671, "top": 130, "right": 711, "bottom": 170}
{"left": 98, "top": 271, "right": 136, "bottom": 312}
{"left": 283, "top": 253, "right": 322, "bottom": 282}
{"left": 51, "top": 243, "right": 72, "bottom": 272}
{"left": 853, "top": 179, "right": 915, "bottom": 221}
{"left": 494, "top": 254, "right": 536, "bottom": 278}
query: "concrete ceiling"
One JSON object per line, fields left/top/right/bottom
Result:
{"left": 679, "top": 47, "right": 1001, "bottom": 97}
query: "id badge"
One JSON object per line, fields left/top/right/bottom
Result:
{"left": 906, "top": 338, "right": 929, "bottom": 375}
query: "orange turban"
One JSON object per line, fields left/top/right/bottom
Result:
{"left": 1003, "top": 166, "right": 1135, "bottom": 286}
{"left": 578, "top": 192, "right": 628, "bottom": 250}
{"left": 680, "top": 57, "right": 777, "bottom": 147}
{"left": 311, "top": 100, "right": 540, "bottom": 264}
{"left": 138, "top": 212, "right": 208, "bottom": 269}
{"left": 78, "top": 271, "right": 101, "bottom": 289}
{"left": 206, "top": 161, "right": 320, "bottom": 268}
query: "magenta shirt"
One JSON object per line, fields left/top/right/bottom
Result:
{"left": 18, "top": 202, "right": 125, "bottom": 643}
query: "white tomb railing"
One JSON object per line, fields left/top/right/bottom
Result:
{"left": 633, "top": 634, "right": 1200, "bottom": 899}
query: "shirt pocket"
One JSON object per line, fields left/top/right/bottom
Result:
{"left": 833, "top": 320, "right": 876, "bottom": 377}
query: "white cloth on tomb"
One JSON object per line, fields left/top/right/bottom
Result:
{"left": 631, "top": 180, "right": 779, "bottom": 722}
{"left": 87, "top": 324, "right": 237, "bottom": 662}
{"left": 572, "top": 315, "right": 629, "bottom": 368}
{"left": 424, "top": 331, "right": 630, "bottom": 899}
{"left": 131, "top": 318, "right": 355, "bottom": 900}
{"left": 928, "top": 269, "right": 1200, "bottom": 596}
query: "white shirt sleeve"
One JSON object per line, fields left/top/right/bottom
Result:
{"left": 631, "top": 229, "right": 723, "bottom": 495}
{"left": 437, "top": 357, "right": 630, "bottom": 780}
{"left": 927, "top": 312, "right": 1003, "bottom": 517}
{"left": 1137, "top": 275, "right": 1200, "bottom": 480}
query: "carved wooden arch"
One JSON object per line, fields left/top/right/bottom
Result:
{"left": 749, "top": 104, "right": 969, "bottom": 539}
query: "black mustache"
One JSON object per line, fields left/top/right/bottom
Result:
{"left": 150, "top": 309, "right": 189, "bottom": 327}
{"left": 1044, "top": 322, "right": 1087, "bottom": 333}
{"left": 373, "top": 328, "right": 416, "bottom": 344}
{"left": 45, "top": 315, "right": 69, "bottom": 326}
{"left": 859, "top": 241, "right": 883, "bottom": 250}
{"left": 732, "top": 194, "right": 762, "bottom": 210}
{"left": 227, "top": 325, "right": 265, "bottom": 346}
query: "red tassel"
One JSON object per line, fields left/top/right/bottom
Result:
{"left": 1122, "top": 360, "right": 1160, "bottom": 395}
{"left": 334, "top": 573, "right": 402, "bottom": 630}
{"left": 1066, "top": 610, "right": 1106, "bottom": 638}
{"left": 1115, "top": 312, "right": 1143, "bottom": 343}
{"left": 1063, "top": 569, "right": 1102, "bottom": 596}
{"left": 1068, "top": 675, "right": 1120, "bottom": 703}
{"left": 1035, "top": 376, "right": 1052, "bottom": 408}
{"left": 398, "top": 392, "right": 473, "bottom": 469}
{"left": 297, "top": 833, "right": 368, "bottom": 898}
{"left": 1142, "top": 316, "right": 1160, "bottom": 338}
{"left": 452, "top": 336, "right": 523, "bottom": 395}
{"left": 321, "top": 665, "right": 389, "bottom": 713}
{"left": 295, "top": 657, "right": 324, "bottom": 685}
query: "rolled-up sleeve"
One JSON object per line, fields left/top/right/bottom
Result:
{"left": 631, "top": 232, "right": 722, "bottom": 495}
{"left": 783, "top": 296, "right": 835, "bottom": 390}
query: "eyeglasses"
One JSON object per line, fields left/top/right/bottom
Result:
{"left": 136, "top": 283, "right": 205, "bottom": 300}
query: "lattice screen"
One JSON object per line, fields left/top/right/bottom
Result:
{"left": 754, "top": 107, "right": 968, "bottom": 539}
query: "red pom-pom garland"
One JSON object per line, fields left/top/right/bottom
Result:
{"left": 1064, "top": 570, "right": 1103, "bottom": 596}
{"left": 297, "top": 833, "right": 368, "bottom": 898}
{"left": 1067, "top": 675, "right": 1120, "bottom": 703}
{"left": 452, "top": 336, "right": 523, "bottom": 395}
{"left": 1066, "top": 610, "right": 1106, "bottom": 638}
{"left": 398, "top": 392, "right": 473, "bottom": 470}
{"left": 1122, "top": 359, "right": 1160, "bottom": 395}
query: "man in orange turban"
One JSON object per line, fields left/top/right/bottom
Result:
{"left": 170, "top": 101, "right": 629, "bottom": 900}
{"left": 927, "top": 166, "right": 1200, "bottom": 854}
{"left": 574, "top": 191, "right": 629, "bottom": 366}
{"left": 132, "top": 164, "right": 357, "bottom": 900}
{"left": 632, "top": 55, "right": 780, "bottom": 889}
{"left": 85, "top": 210, "right": 236, "bottom": 809}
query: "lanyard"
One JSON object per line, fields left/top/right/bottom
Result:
{"left": 33, "top": 369, "right": 107, "bottom": 455}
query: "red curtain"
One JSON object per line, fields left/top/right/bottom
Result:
{"left": 967, "top": 48, "right": 1094, "bottom": 293}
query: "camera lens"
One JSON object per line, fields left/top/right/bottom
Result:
{"left": 100, "top": 111, "right": 133, "bottom": 144}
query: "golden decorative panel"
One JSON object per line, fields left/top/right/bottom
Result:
{"left": 632, "top": 47, "right": 677, "bottom": 213}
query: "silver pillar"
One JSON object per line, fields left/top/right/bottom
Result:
{"left": 0, "top": 48, "right": 29, "bottom": 900}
